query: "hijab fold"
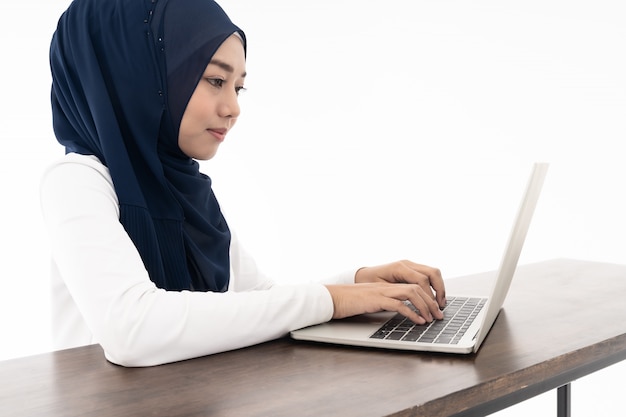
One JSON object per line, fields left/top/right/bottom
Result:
{"left": 50, "top": 0, "right": 246, "bottom": 292}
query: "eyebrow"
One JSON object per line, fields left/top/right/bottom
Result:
{"left": 208, "top": 59, "right": 247, "bottom": 78}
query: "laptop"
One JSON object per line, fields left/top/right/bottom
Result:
{"left": 291, "top": 162, "right": 549, "bottom": 354}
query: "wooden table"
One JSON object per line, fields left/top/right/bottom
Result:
{"left": 2, "top": 259, "right": 626, "bottom": 417}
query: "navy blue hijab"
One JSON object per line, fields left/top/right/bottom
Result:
{"left": 49, "top": 0, "right": 246, "bottom": 291}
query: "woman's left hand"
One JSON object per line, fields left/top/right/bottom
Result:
{"left": 354, "top": 260, "right": 446, "bottom": 309}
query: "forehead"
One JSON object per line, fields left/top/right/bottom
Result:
{"left": 208, "top": 35, "right": 246, "bottom": 74}
{"left": 213, "top": 35, "right": 245, "bottom": 59}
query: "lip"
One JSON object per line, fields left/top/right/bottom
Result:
{"left": 207, "top": 128, "right": 227, "bottom": 142}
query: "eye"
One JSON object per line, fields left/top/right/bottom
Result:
{"left": 235, "top": 86, "right": 247, "bottom": 95}
{"left": 206, "top": 78, "right": 224, "bottom": 88}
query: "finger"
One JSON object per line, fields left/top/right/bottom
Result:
{"left": 403, "top": 261, "right": 447, "bottom": 309}
{"left": 384, "top": 298, "right": 427, "bottom": 325}
{"left": 427, "top": 268, "right": 446, "bottom": 308}
{"left": 397, "top": 263, "right": 437, "bottom": 302}
{"left": 388, "top": 284, "right": 443, "bottom": 322}
{"left": 399, "top": 302, "right": 427, "bottom": 325}
{"left": 412, "top": 284, "right": 445, "bottom": 321}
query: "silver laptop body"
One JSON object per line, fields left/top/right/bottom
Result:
{"left": 290, "top": 163, "right": 549, "bottom": 354}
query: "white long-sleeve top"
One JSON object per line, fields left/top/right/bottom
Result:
{"left": 40, "top": 153, "right": 355, "bottom": 367}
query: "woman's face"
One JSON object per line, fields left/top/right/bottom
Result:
{"left": 178, "top": 34, "right": 246, "bottom": 160}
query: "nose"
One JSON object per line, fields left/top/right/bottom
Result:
{"left": 218, "top": 88, "right": 241, "bottom": 121}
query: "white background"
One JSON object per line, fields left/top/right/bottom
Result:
{"left": 1, "top": 1, "right": 624, "bottom": 415}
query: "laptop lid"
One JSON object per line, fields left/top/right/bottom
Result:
{"left": 290, "top": 163, "right": 549, "bottom": 354}
{"left": 472, "top": 162, "right": 548, "bottom": 351}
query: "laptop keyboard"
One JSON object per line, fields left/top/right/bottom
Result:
{"left": 369, "top": 296, "right": 486, "bottom": 344}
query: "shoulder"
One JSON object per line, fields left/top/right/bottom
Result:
{"left": 42, "top": 153, "right": 112, "bottom": 186}
{"left": 40, "top": 153, "right": 120, "bottom": 219}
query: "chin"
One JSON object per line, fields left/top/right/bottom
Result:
{"left": 194, "top": 149, "right": 218, "bottom": 161}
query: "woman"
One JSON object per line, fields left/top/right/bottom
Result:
{"left": 41, "top": 0, "right": 446, "bottom": 367}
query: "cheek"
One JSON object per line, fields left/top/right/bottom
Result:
{"left": 185, "top": 95, "right": 208, "bottom": 124}
{"left": 180, "top": 95, "right": 209, "bottom": 136}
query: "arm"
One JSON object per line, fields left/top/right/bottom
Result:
{"left": 40, "top": 155, "right": 333, "bottom": 366}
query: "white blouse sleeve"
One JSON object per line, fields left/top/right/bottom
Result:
{"left": 40, "top": 154, "right": 348, "bottom": 367}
